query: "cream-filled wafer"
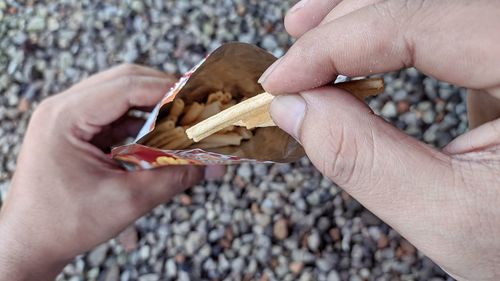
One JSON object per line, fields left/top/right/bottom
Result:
{"left": 179, "top": 102, "right": 205, "bottom": 125}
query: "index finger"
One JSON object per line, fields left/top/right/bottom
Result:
{"left": 261, "top": 0, "right": 500, "bottom": 94}
{"left": 63, "top": 75, "right": 171, "bottom": 141}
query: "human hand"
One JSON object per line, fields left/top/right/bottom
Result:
{"left": 261, "top": 1, "right": 500, "bottom": 280}
{"left": 0, "top": 64, "right": 223, "bottom": 281}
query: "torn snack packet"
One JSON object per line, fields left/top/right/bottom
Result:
{"left": 111, "top": 43, "right": 384, "bottom": 169}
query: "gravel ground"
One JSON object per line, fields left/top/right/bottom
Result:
{"left": 0, "top": 1, "right": 466, "bottom": 280}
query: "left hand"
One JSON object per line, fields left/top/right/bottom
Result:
{"left": 0, "top": 64, "right": 221, "bottom": 281}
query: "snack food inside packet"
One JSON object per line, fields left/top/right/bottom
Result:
{"left": 140, "top": 90, "right": 254, "bottom": 150}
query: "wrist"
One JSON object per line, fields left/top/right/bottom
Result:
{"left": 0, "top": 215, "right": 67, "bottom": 281}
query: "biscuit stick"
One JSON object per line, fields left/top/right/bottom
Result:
{"left": 186, "top": 78, "right": 384, "bottom": 142}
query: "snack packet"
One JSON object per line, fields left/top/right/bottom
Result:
{"left": 112, "top": 43, "right": 304, "bottom": 169}
{"left": 111, "top": 43, "right": 383, "bottom": 170}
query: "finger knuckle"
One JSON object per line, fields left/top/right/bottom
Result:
{"left": 31, "top": 95, "right": 61, "bottom": 123}
{"left": 118, "top": 75, "right": 141, "bottom": 90}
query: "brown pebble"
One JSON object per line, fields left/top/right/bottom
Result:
{"left": 341, "top": 191, "right": 351, "bottom": 202}
{"left": 397, "top": 101, "right": 410, "bottom": 113}
{"left": 224, "top": 227, "right": 234, "bottom": 242}
{"left": 236, "top": 4, "right": 246, "bottom": 16}
{"left": 220, "top": 239, "right": 231, "bottom": 249}
{"left": 251, "top": 202, "right": 260, "bottom": 214}
{"left": 436, "top": 112, "right": 444, "bottom": 122}
{"left": 175, "top": 254, "right": 186, "bottom": 263}
{"left": 243, "top": 274, "right": 254, "bottom": 281}
{"left": 400, "top": 239, "right": 416, "bottom": 255}
{"left": 117, "top": 226, "right": 138, "bottom": 252}
{"left": 377, "top": 234, "right": 389, "bottom": 249}
{"left": 270, "top": 258, "right": 278, "bottom": 269}
{"left": 301, "top": 233, "right": 309, "bottom": 249}
{"left": 273, "top": 218, "right": 289, "bottom": 240}
{"left": 329, "top": 228, "right": 341, "bottom": 242}
{"left": 233, "top": 176, "right": 246, "bottom": 188}
{"left": 179, "top": 194, "right": 192, "bottom": 205}
{"left": 260, "top": 272, "right": 270, "bottom": 281}
{"left": 289, "top": 261, "right": 304, "bottom": 274}
{"left": 17, "top": 97, "right": 31, "bottom": 113}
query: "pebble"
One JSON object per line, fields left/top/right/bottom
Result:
{"left": 138, "top": 274, "right": 159, "bottom": 281}
{"left": 307, "top": 231, "right": 321, "bottom": 252}
{"left": 165, "top": 258, "right": 177, "bottom": 278}
{"left": 27, "top": 16, "right": 46, "bottom": 31}
{"left": 273, "top": 218, "right": 289, "bottom": 240}
{"left": 237, "top": 163, "right": 252, "bottom": 181}
{"left": 381, "top": 101, "right": 398, "bottom": 118}
{"left": 231, "top": 257, "right": 245, "bottom": 274}
{"left": 289, "top": 261, "right": 304, "bottom": 274}
{"left": 104, "top": 265, "right": 120, "bottom": 281}
{"left": 87, "top": 244, "right": 108, "bottom": 267}
{"left": 185, "top": 232, "right": 204, "bottom": 255}
{"left": 327, "top": 270, "right": 341, "bottom": 281}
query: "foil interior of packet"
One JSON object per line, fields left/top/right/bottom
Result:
{"left": 112, "top": 43, "right": 307, "bottom": 169}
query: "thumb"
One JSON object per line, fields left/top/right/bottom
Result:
{"left": 122, "top": 166, "right": 204, "bottom": 215}
{"left": 270, "top": 87, "right": 454, "bottom": 233}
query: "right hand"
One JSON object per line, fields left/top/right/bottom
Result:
{"left": 260, "top": 1, "right": 500, "bottom": 280}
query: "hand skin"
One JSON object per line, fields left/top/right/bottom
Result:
{"left": 262, "top": 0, "right": 500, "bottom": 280}
{"left": 0, "top": 64, "right": 225, "bottom": 281}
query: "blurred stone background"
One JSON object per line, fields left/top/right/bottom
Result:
{"left": 0, "top": 0, "right": 466, "bottom": 280}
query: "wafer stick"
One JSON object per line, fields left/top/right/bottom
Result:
{"left": 207, "top": 91, "right": 224, "bottom": 104}
{"left": 336, "top": 78, "right": 384, "bottom": 100}
{"left": 220, "top": 92, "right": 232, "bottom": 104}
{"left": 156, "top": 120, "right": 175, "bottom": 131}
{"left": 235, "top": 126, "right": 253, "bottom": 139}
{"left": 163, "top": 131, "right": 193, "bottom": 150}
{"left": 165, "top": 115, "right": 178, "bottom": 123}
{"left": 149, "top": 127, "right": 184, "bottom": 148}
{"left": 198, "top": 101, "right": 222, "bottom": 120}
{"left": 169, "top": 99, "right": 185, "bottom": 118}
{"left": 193, "top": 132, "right": 243, "bottom": 148}
{"left": 179, "top": 102, "right": 205, "bottom": 125}
{"left": 140, "top": 120, "right": 175, "bottom": 145}
{"left": 186, "top": 78, "right": 384, "bottom": 142}
{"left": 186, "top": 91, "right": 273, "bottom": 142}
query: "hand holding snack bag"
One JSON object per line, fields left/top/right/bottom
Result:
{"left": 112, "top": 43, "right": 384, "bottom": 169}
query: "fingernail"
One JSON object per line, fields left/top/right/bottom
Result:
{"left": 270, "top": 95, "right": 306, "bottom": 141}
{"left": 290, "top": 0, "right": 309, "bottom": 13}
{"left": 204, "top": 165, "right": 226, "bottom": 181}
{"left": 258, "top": 57, "right": 283, "bottom": 84}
